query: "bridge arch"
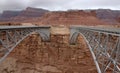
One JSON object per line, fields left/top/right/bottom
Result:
{"left": 70, "top": 27, "right": 120, "bottom": 73}
{"left": 0, "top": 26, "right": 50, "bottom": 64}
{"left": 70, "top": 31, "right": 101, "bottom": 73}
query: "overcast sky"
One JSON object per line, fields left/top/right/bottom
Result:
{"left": 0, "top": 0, "right": 120, "bottom": 13}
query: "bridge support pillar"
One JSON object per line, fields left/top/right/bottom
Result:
{"left": 37, "top": 28, "right": 50, "bottom": 42}
{"left": 69, "top": 28, "right": 79, "bottom": 45}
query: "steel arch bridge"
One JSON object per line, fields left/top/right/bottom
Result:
{"left": 0, "top": 26, "right": 50, "bottom": 63}
{"left": 70, "top": 26, "right": 120, "bottom": 73}
{"left": 0, "top": 25, "right": 120, "bottom": 73}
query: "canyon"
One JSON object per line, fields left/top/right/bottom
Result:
{"left": 0, "top": 7, "right": 120, "bottom": 73}
{"left": 0, "top": 26, "right": 97, "bottom": 73}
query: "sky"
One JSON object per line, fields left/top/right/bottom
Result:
{"left": 0, "top": 0, "right": 120, "bottom": 13}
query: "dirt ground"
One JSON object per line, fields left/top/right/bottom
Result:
{"left": 0, "top": 26, "right": 97, "bottom": 73}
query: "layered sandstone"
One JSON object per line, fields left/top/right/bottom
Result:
{"left": 96, "top": 9, "right": 120, "bottom": 24}
{"left": 0, "top": 7, "right": 49, "bottom": 22}
{"left": 0, "top": 7, "right": 120, "bottom": 25}
{"left": 36, "top": 10, "right": 107, "bottom": 25}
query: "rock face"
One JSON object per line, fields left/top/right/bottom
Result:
{"left": 1, "top": 11, "right": 21, "bottom": 18}
{"left": 12, "top": 7, "right": 49, "bottom": 22}
{"left": 0, "top": 7, "right": 120, "bottom": 25}
{"left": 38, "top": 10, "right": 106, "bottom": 25}
{"left": 96, "top": 9, "right": 120, "bottom": 24}
{"left": 39, "top": 9, "right": 120, "bottom": 25}
{"left": 0, "top": 13, "right": 2, "bottom": 18}
{"left": 0, "top": 7, "right": 49, "bottom": 22}
{"left": 18, "top": 7, "right": 49, "bottom": 17}
{"left": 117, "top": 17, "right": 120, "bottom": 23}
{"left": 0, "top": 26, "right": 97, "bottom": 73}
{"left": 0, "top": 11, "right": 21, "bottom": 22}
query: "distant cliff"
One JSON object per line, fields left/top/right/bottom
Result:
{"left": 96, "top": 9, "right": 120, "bottom": 24}
{"left": 18, "top": 7, "right": 49, "bottom": 17}
{"left": 0, "top": 7, "right": 120, "bottom": 25}
{"left": 0, "top": 13, "right": 2, "bottom": 18}
{"left": 37, "top": 10, "right": 106, "bottom": 25}
{"left": 1, "top": 11, "right": 21, "bottom": 18}
{"left": 0, "top": 7, "right": 49, "bottom": 22}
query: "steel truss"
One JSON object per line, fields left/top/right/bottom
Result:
{"left": 0, "top": 26, "right": 50, "bottom": 63}
{"left": 70, "top": 26, "right": 120, "bottom": 73}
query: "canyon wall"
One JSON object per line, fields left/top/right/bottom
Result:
{"left": 37, "top": 10, "right": 106, "bottom": 25}
{"left": 0, "top": 7, "right": 120, "bottom": 25}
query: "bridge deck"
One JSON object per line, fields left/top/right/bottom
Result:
{"left": 70, "top": 26, "right": 120, "bottom": 36}
{"left": 0, "top": 26, "right": 50, "bottom": 30}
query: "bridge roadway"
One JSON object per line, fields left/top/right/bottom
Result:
{"left": 0, "top": 25, "right": 120, "bottom": 73}
{"left": 70, "top": 26, "right": 120, "bottom": 36}
{"left": 0, "top": 26, "right": 50, "bottom": 29}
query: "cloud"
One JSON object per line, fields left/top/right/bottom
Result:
{"left": 0, "top": 0, "right": 29, "bottom": 12}
{"left": 58, "top": 0, "right": 120, "bottom": 10}
{"left": 0, "top": 0, "right": 120, "bottom": 12}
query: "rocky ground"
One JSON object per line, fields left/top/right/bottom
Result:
{"left": 0, "top": 26, "right": 97, "bottom": 73}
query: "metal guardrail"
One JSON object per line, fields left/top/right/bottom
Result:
{"left": 0, "top": 26, "right": 50, "bottom": 29}
{"left": 70, "top": 26, "right": 120, "bottom": 73}
{"left": 70, "top": 26, "right": 120, "bottom": 36}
